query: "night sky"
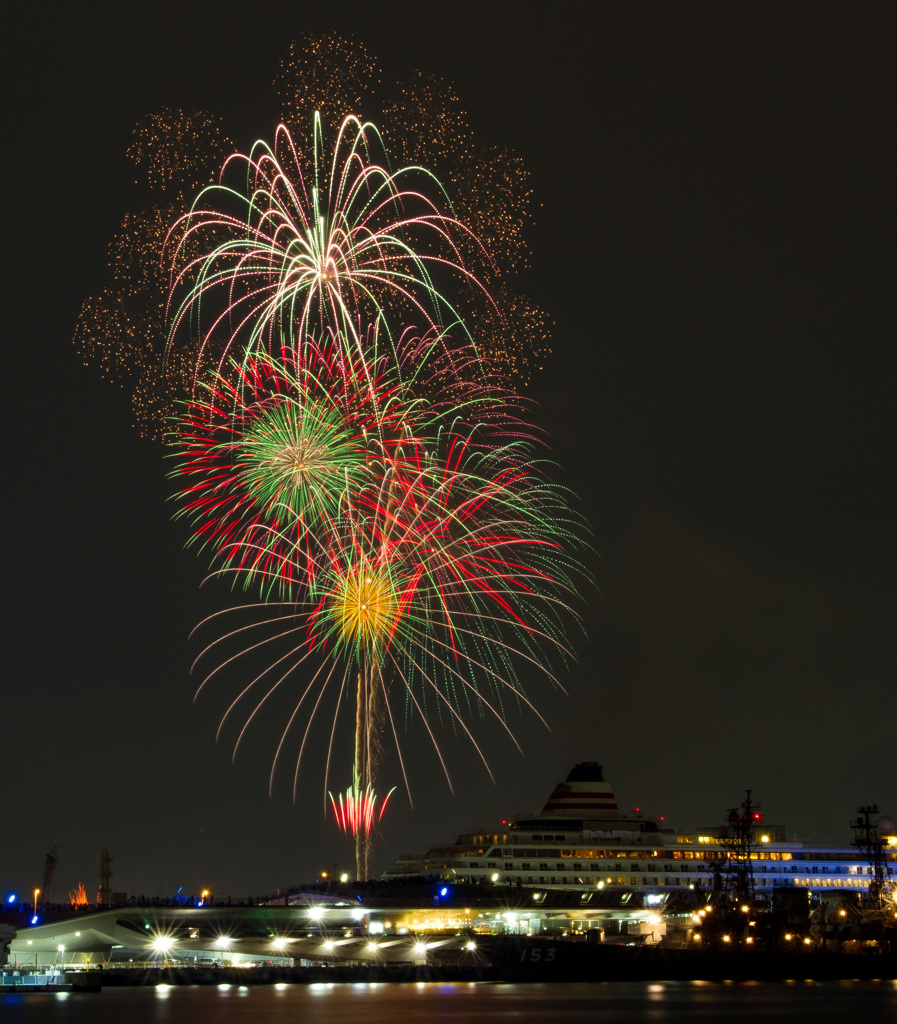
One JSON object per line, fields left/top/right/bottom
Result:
{"left": 5, "top": 2, "right": 895, "bottom": 901}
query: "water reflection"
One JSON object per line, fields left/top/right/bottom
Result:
{"left": 2, "top": 980, "right": 896, "bottom": 1022}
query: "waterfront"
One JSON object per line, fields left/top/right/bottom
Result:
{"left": 2, "top": 980, "right": 896, "bottom": 1023}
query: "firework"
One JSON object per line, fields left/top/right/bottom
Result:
{"left": 165, "top": 116, "right": 489, "bottom": 384}
{"left": 276, "top": 34, "right": 381, "bottom": 134}
{"left": 330, "top": 767, "right": 395, "bottom": 856}
{"left": 73, "top": 109, "right": 232, "bottom": 440}
{"left": 171, "top": 340, "right": 382, "bottom": 601}
{"left": 148, "top": 58, "right": 587, "bottom": 883}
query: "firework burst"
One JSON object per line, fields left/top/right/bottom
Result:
{"left": 166, "top": 115, "right": 490, "bottom": 384}
{"left": 330, "top": 769, "right": 395, "bottom": 846}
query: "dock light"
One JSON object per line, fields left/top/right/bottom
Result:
{"left": 439, "top": 886, "right": 448, "bottom": 897}
{"left": 322, "top": 941, "right": 334, "bottom": 952}
{"left": 784, "top": 933, "right": 792, "bottom": 941}
{"left": 30, "top": 915, "right": 38, "bottom": 925}
{"left": 491, "top": 873, "right": 500, "bottom": 882}
{"left": 803, "top": 938, "right": 811, "bottom": 946}
{"left": 308, "top": 906, "right": 325, "bottom": 921}
{"left": 740, "top": 905, "right": 750, "bottom": 913}
{"left": 6, "top": 894, "right": 15, "bottom": 904}
{"left": 33, "top": 888, "right": 40, "bottom": 914}
{"left": 153, "top": 935, "right": 173, "bottom": 953}
{"left": 465, "top": 941, "right": 477, "bottom": 951}
{"left": 413, "top": 942, "right": 427, "bottom": 956}
{"left": 722, "top": 935, "right": 731, "bottom": 943}
{"left": 339, "top": 873, "right": 349, "bottom": 883}
{"left": 200, "top": 889, "right": 210, "bottom": 906}
{"left": 365, "top": 941, "right": 379, "bottom": 953}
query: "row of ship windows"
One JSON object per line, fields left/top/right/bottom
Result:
{"left": 465, "top": 849, "right": 877, "bottom": 863}
{"left": 462, "top": 862, "right": 874, "bottom": 875}
{"left": 454, "top": 874, "right": 872, "bottom": 889}
{"left": 495, "top": 850, "right": 799, "bottom": 861}
{"left": 467, "top": 835, "right": 897, "bottom": 856}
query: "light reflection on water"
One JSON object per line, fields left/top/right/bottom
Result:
{"left": 2, "top": 980, "right": 896, "bottom": 1022}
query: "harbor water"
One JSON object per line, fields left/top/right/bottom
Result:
{"left": 2, "top": 979, "right": 896, "bottom": 1022}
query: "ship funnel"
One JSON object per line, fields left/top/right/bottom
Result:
{"left": 540, "top": 762, "right": 621, "bottom": 818}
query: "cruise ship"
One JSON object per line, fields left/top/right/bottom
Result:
{"left": 382, "top": 763, "right": 896, "bottom": 899}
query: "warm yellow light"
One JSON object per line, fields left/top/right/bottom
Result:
{"left": 761, "top": 835, "right": 770, "bottom": 843}
{"left": 328, "top": 567, "right": 398, "bottom": 645}
{"left": 722, "top": 935, "right": 731, "bottom": 943}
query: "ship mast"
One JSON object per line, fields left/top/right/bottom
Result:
{"left": 851, "top": 804, "right": 892, "bottom": 908}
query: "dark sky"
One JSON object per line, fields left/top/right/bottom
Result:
{"left": 4, "top": 2, "right": 895, "bottom": 901}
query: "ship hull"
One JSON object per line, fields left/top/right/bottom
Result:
{"left": 480, "top": 935, "right": 897, "bottom": 982}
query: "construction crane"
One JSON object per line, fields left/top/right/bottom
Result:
{"left": 40, "top": 847, "right": 58, "bottom": 905}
